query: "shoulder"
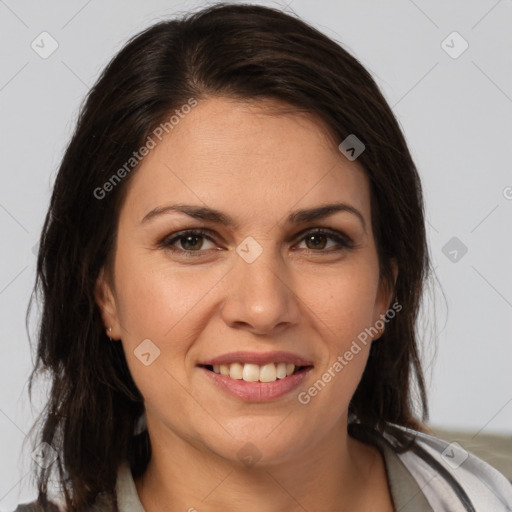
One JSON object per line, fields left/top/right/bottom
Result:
{"left": 11, "top": 491, "right": 116, "bottom": 512}
{"left": 11, "top": 500, "right": 62, "bottom": 512}
{"left": 383, "top": 425, "right": 512, "bottom": 511}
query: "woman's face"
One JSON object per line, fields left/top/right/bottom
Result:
{"left": 96, "top": 97, "right": 396, "bottom": 466}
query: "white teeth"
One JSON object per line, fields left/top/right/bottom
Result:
{"left": 208, "top": 362, "right": 300, "bottom": 382}
{"left": 276, "top": 362, "right": 287, "bottom": 379}
{"left": 242, "top": 364, "right": 260, "bottom": 382}
{"left": 229, "top": 362, "right": 243, "bottom": 379}
{"left": 259, "top": 363, "right": 277, "bottom": 382}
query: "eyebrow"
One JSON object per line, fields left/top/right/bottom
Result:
{"left": 140, "top": 201, "right": 366, "bottom": 233}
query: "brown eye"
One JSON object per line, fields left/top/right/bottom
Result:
{"left": 160, "top": 227, "right": 353, "bottom": 259}
{"left": 179, "top": 234, "right": 205, "bottom": 251}
{"left": 304, "top": 233, "right": 328, "bottom": 250}
{"left": 296, "top": 228, "right": 353, "bottom": 252}
{"left": 161, "top": 229, "right": 217, "bottom": 256}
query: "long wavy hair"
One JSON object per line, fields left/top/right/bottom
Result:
{"left": 25, "top": 3, "right": 432, "bottom": 510}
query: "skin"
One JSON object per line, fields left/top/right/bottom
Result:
{"left": 95, "top": 96, "right": 398, "bottom": 511}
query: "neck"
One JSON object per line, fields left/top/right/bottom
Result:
{"left": 134, "top": 419, "right": 392, "bottom": 512}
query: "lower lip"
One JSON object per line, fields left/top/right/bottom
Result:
{"left": 198, "top": 366, "right": 313, "bottom": 402}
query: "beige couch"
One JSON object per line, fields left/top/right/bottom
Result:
{"left": 433, "top": 427, "right": 512, "bottom": 483}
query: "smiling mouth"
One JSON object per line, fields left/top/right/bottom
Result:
{"left": 199, "top": 363, "right": 312, "bottom": 383}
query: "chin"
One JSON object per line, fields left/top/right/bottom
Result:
{"left": 201, "top": 419, "right": 312, "bottom": 468}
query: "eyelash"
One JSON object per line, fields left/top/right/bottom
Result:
{"left": 159, "top": 228, "right": 354, "bottom": 258}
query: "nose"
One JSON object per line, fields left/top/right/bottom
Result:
{"left": 219, "top": 243, "right": 301, "bottom": 335}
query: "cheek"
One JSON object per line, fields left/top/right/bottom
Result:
{"left": 112, "top": 246, "right": 230, "bottom": 397}
{"left": 113, "top": 247, "right": 219, "bottom": 339}
{"left": 297, "top": 270, "right": 378, "bottom": 418}
{"left": 304, "top": 259, "right": 381, "bottom": 344}
{"left": 298, "top": 257, "right": 381, "bottom": 406}
{"left": 112, "top": 249, "right": 211, "bottom": 421}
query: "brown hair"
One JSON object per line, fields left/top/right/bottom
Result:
{"left": 26, "top": 3, "right": 431, "bottom": 510}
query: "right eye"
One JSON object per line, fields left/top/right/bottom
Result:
{"left": 160, "top": 229, "right": 219, "bottom": 256}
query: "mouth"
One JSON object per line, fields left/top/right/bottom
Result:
{"left": 198, "top": 362, "right": 312, "bottom": 383}
{"left": 196, "top": 351, "right": 314, "bottom": 401}
{"left": 198, "top": 362, "right": 314, "bottom": 402}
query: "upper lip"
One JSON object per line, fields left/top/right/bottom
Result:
{"left": 199, "top": 351, "right": 314, "bottom": 367}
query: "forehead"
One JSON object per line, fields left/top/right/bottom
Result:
{"left": 119, "top": 97, "right": 371, "bottom": 228}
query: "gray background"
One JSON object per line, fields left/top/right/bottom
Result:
{"left": 1, "top": 0, "right": 511, "bottom": 508}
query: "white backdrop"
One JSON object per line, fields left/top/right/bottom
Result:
{"left": 1, "top": 0, "right": 511, "bottom": 508}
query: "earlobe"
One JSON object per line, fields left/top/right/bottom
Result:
{"left": 94, "top": 267, "right": 120, "bottom": 340}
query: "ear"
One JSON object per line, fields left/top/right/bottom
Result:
{"left": 384, "top": 257, "right": 399, "bottom": 308}
{"left": 372, "top": 258, "right": 399, "bottom": 339}
{"left": 94, "top": 267, "right": 121, "bottom": 340}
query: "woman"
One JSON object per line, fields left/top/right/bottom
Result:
{"left": 16, "top": 3, "right": 512, "bottom": 511}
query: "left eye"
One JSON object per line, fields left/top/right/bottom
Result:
{"left": 295, "top": 230, "right": 350, "bottom": 251}
{"left": 164, "top": 230, "right": 217, "bottom": 253}
{"left": 161, "top": 228, "right": 353, "bottom": 256}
